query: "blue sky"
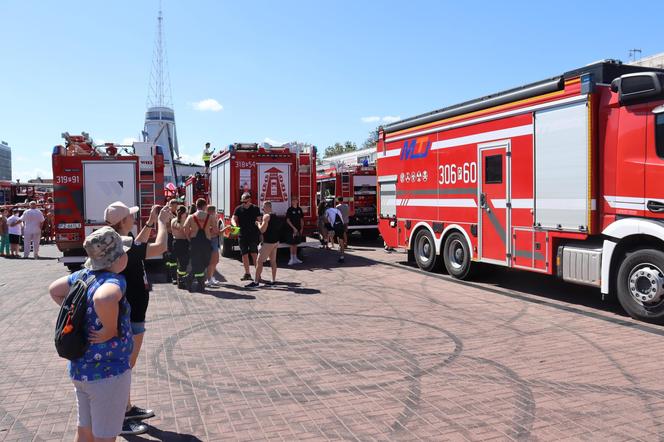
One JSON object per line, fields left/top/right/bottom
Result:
{"left": 1, "top": 0, "right": 663, "bottom": 181}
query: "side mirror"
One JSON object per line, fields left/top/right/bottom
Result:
{"left": 611, "top": 72, "right": 664, "bottom": 105}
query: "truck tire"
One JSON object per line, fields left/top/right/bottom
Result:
{"left": 361, "top": 229, "right": 379, "bottom": 241}
{"left": 616, "top": 248, "right": 664, "bottom": 324}
{"left": 221, "top": 236, "right": 234, "bottom": 258}
{"left": 413, "top": 229, "right": 440, "bottom": 272}
{"left": 443, "top": 232, "right": 473, "bottom": 279}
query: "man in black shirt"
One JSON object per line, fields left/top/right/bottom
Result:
{"left": 286, "top": 197, "right": 304, "bottom": 265}
{"left": 232, "top": 192, "right": 262, "bottom": 281}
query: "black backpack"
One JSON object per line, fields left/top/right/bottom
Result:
{"left": 54, "top": 272, "right": 94, "bottom": 361}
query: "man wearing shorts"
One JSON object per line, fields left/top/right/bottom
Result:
{"left": 232, "top": 192, "right": 262, "bottom": 281}
{"left": 325, "top": 202, "right": 347, "bottom": 263}
{"left": 7, "top": 208, "right": 21, "bottom": 258}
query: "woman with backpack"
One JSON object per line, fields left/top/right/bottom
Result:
{"left": 246, "top": 201, "right": 280, "bottom": 287}
{"left": 48, "top": 226, "right": 138, "bottom": 441}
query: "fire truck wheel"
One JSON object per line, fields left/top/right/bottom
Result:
{"left": 616, "top": 248, "right": 664, "bottom": 324}
{"left": 443, "top": 232, "right": 472, "bottom": 279}
{"left": 413, "top": 229, "right": 440, "bottom": 272}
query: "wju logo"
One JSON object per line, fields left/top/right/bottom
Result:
{"left": 400, "top": 138, "right": 431, "bottom": 160}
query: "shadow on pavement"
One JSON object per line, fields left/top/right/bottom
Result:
{"left": 122, "top": 424, "right": 203, "bottom": 441}
{"left": 390, "top": 257, "right": 628, "bottom": 318}
{"left": 201, "top": 287, "right": 256, "bottom": 300}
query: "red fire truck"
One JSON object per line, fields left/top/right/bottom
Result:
{"left": 52, "top": 132, "right": 165, "bottom": 269}
{"left": 316, "top": 164, "right": 378, "bottom": 239}
{"left": 184, "top": 172, "right": 210, "bottom": 206}
{"left": 209, "top": 142, "right": 318, "bottom": 257}
{"left": 0, "top": 181, "right": 37, "bottom": 205}
{"left": 377, "top": 60, "right": 664, "bottom": 323}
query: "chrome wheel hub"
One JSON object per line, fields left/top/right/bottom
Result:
{"left": 629, "top": 264, "right": 664, "bottom": 304}
{"left": 448, "top": 239, "right": 465, "bottom": 270}
{"left": 417, "top": 236, "right": 432, "bottom": 264}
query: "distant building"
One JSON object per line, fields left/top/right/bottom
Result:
{"left": 320, "top": 147, "right": 376, "bottom": 169}
{"left": 0, "top": 141, "right": 11, "bottom": 181}
{"left": 630, "top": 52, "right": 664, "bottom": 69}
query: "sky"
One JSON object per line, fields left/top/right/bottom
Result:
{"left": 1, "top": 0, "right": 663, "bottom": 181}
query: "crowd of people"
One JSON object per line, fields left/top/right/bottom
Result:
{"left": 46, "top": 192, "right": 353, "bottom": 440}
{"left": 0, "top": 201, "right": 52, "bottom": 259}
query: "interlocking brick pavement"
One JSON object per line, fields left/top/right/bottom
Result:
{"left": 1, "top": 242, "right": 664, "bottom": 441}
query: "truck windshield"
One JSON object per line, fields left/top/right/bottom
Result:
{"left": 657, "top": 114, "right": 664, "bottom": 159}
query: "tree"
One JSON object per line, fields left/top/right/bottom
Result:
{"left": 324, "top": 141, "right": 357, "bottom": 158}
{"left": 362, "top": 128, "right": 379, "bottom": 150}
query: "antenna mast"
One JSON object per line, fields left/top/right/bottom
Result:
{"left": 148, "top": 0, "right": 172, "bottom": 108}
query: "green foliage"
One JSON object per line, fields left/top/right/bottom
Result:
{"left": 324, "top": 141, "right": 357, "bottom": 158}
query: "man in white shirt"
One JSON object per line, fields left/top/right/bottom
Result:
{"left": 324, "top": 202, "right": 347, "bottom": 263}
{"left": 6, "top": 208, "right": 22, "bottom": 258}
{"left": 17, "top": 201, "right": 44, "bottom": 259}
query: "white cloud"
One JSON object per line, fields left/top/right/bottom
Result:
{"left": 361, "top": 115, "right": 401, "bottom": 124}
{"left": 361, "top": 116, "right": 381, "bottom": 123}
{"left": 191, "top": 98, "right": 223, "bottom": 112}
{"left": 263, "top": 137, "right": 283, "bottom": 146}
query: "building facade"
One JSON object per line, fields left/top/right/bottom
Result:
{"left": 0, "top": 141, "right": 11, "bottom": 181}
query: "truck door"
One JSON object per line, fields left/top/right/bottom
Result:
{"left": 645, "top": 111, "right": 664, "bottom": 219}
{"left": 614, "top": 106, "right": 647, "bottom": 213}
{"left": 478, "top": 142, "right": 510, "bottom": 264}
{"left": 83, "top": 161, "right": 137, "bottom": 232}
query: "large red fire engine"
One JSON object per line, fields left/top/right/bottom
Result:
{"left": 316, "top": 164, "right": 378, "bottom": 238}
{"left": 52, "top": 132, "right": 165, "bottom": 269}
{"left": 209, "top": 142, "right": 318, "bottom": 257}
{"left": 184, "top": 172, "right": 210, "bottom": 206}
{"left": 377, "top": 60, "right": 664, "bottom": 323}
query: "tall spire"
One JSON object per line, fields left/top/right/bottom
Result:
{"left": 147, "top": 0, "right": 172, "bottom": 108}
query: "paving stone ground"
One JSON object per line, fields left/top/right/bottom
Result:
{"left": 1, "top": 240, "right": 664, "bottom": 441}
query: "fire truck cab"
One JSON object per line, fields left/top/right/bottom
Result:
{"left": 377, "top": 60, "right": 664, "bottom": 323}
{"left": 52, "top": 132, "right": 165, "bottom": 269}
{"left": 316, "top": 164, "right": 378, "bottom": 239}
{"left": 209, "top": 142, "right": 318, "bottom": 257}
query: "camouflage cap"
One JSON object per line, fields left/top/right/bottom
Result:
{"left": 82, "top": 226, "right": 132, "bottom": 271}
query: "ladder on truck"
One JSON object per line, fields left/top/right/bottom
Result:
{"left": 296, "top": 151, "right": 312, "bottom": 216}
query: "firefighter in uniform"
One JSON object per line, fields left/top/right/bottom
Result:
{"left": 184, "top": 198, "right": 213, "bottom": 292}
{"left": 164, "top": 199, "right": 179, "bottom": 284}
{"left": 171, "top": 205, "right": 190, "bottom": 289}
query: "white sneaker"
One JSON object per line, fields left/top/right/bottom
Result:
{"left": 205, "top": 280, "right": 219, "bottom": 287}
{"left": 294, "top": 257, "right": 303, "bottom": 264}
{"left": 211, "top": 277, "right": 222, "bottom": 285}
{"left": 287, "top": 258, "right": 295, "bottom": 266}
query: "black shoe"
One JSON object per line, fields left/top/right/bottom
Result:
{"left": 197, "top": 277, "right": 206, "bottom": 293}
{"left": 266, "top": 281, "right": 276, "bottom": 286}
{"left": 241, "top": 273, "right": 252, "bottom": 281}
{"left": 125, "top": 405, "right": 155, "bottom": 421}
{"left": 338, "top": 256, "right": 345, "bottom": 263}
{"left": 245, "top": 281, "right": 259, "bottom": 288}
{"left": 120, "top": 420, "right": 149, "bottom": 435}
